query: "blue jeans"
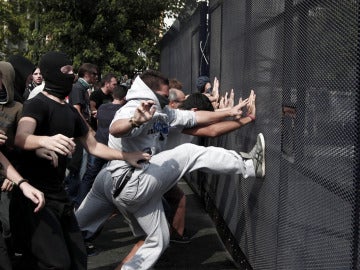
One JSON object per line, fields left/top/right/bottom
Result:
{"left": 74, "top": 154, "right": 107, "bottom": 209}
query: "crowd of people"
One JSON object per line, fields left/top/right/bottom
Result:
{"left": 0, "top": 51, "right": 265, "bottom": 270}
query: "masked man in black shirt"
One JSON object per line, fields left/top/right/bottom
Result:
{"left": 12, "top": 51, "right": 150, "bottom": 270}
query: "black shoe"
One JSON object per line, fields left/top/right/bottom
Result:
{"left": 85, "top": 241, "right": 101, "bottom": 257}
{"left": 170, "top": 233, "right": 192, "bottom": 244}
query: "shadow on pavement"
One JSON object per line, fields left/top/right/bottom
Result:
{"left": 88, "top": 181, "right": 238, "bottom": 270}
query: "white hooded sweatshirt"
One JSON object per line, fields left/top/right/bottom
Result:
{"left": 107, "top": 75, "right": 196, "bottom": 177}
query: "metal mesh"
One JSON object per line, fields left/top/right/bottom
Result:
{"left": 209, "top": 4, "right": 221, "bottom": 80}
{"left": 160, "top": 0, "right": 360, "bottom": 269}
{"left": 160, "top": 11, "right": 200, "bottom": 93}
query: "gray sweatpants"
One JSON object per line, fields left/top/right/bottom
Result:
{"left": 76, "top": 143, "right": 254, "bottom": 270}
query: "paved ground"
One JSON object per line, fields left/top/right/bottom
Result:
{"left": 88, "top": 180, "right": 239, "bottom": 270}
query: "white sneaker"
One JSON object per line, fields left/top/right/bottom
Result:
{"left": 241, "top": 133, "right": 265, "bottom": 178}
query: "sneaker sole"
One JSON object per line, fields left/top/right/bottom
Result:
{"left": 258, "top": 133, "right": 266, "bottom": 178}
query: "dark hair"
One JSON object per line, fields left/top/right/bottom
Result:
{"left": 179, "top": 93, "right": 214, "bottom": 111}
{"left": 25, "top": 74, "right": 33, "bottom": 86}
{"left": 196, "top": 76, "right": 211, "bottom": 93}
{"left": 101, "top": 73, "right": 117, "bottom": 87}
{"left": 77, "top": 63, "right": 98, "bottom": 78}
{"left": 113, "top": 85, "right": 127, "bottom": 100}
{"left": 140, "top": 70, "right": 169, "bottom": 92}
{"left": 169, "top": 78, "right": 183, "bottom": 90}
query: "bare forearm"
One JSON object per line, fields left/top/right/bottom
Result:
{"left": 0, "top": 152, "right": 23, "bottom": 184}
{"left": 83, "top": 137, "right": 150, "bottom": 168}
{"left": 183, "top": 117, "right": 253, "bottom": 137}
{"left": 109, "top": 118, "right": 136, "bottom": 137}
{"left": 15, "top": 117, "right": 76, "bottom": 155}
{"left": 15, "top": 133, "right": 48, "bottom": 150}
{"left": 195, "top": 110, "right": 233, "bottom": 126}
{"left": 87, "top": 141, "right": 124, "bottom": 160}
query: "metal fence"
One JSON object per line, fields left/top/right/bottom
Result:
{"left": 160, "top": 0, "right": 359, "bottom": 269}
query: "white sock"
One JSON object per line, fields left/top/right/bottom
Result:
{"left": 243, "top": 159, "right": 255, "bottom": 178}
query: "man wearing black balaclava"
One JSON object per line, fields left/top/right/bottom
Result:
{"left": 40, "top": 51, "right": 75, "bottom": 99}
{"left": 11, "top": 51, "right": 150, "bottom": 270}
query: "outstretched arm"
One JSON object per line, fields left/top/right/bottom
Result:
{"left": 183, "top": 90, "right": 256, "bottom": 137}
{"left": 80, "top": 131, "right": 151, "bottom": 168}
{"left": 194, "top": 96, "right": 249, "bottom": 125}
{"left": 182, "top": 117, "right": 252, "bottom": 137}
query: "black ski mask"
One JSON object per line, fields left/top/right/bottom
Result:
{"left": 39, "top": 51, "right": 75, "bottom": 99}
{"left": 155, "top": 93, "right": 169, "bottom": 109}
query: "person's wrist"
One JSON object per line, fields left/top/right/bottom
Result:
{"left": 17, "top": 179, "right": 29, "bottom": 187}
{"left": 247, "top": 114, "right": 256, "bottom": 121}
{"left": 129, "top": 117, "right": 141, "bottom": 128}
{"left": 228, "top": 109, "right": 236, "bottom": 117}
{"left": 121, "top": 151, "right": 128, "bottom": 161}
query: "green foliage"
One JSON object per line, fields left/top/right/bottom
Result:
{"left": 0, "top": 0, "right": 197, "bottom": 76}
{"left": 0, "top": 0, "right": 27, "bottom": 58}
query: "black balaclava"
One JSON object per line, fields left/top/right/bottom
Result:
{"left": 155, "top": 93, "right": 169, "bottom": 109}
{"left": 39, "top": 51, "right": 75, "bottom": 99}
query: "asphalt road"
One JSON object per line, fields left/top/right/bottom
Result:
{"left": 88, "top": 180, "right": 238, "bottom": 270}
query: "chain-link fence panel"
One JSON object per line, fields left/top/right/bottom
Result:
{"left": 160, "top": 0, "right": 359, "bottom": 269}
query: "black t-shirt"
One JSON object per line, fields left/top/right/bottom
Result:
{"left": 68, "top": 80, "right": 91, "bottom": 123}
{"left": 95, "top": 103, "right": 122, "bottom": 145}
{"left": 90, "top": 89, "right": 113, "bottom": 109}
{"left": 20, "top": 93, "right": 89, "bottom": 194}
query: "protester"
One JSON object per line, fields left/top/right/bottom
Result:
{"left": 0, "top": 150, "right": 45, "bottom": 270}
{"left": 89, "top": 73, "right": 117, "bottom": 118}
{"left": 12, "top": 51, "right": 150, "bottom": 270}
{"left": 168, "top": 88, "right": 186, "bottom": 110}
{"left": 75, "top": 84, "right": 128, "bottom": 256}
{"left": 169, "top": 78, "right": 183, "bottom": 90}
{"left": 0, "top": 62, "right": 23, "bottom": 262}
{"left": 7, "top": 55, "right": 35, "bottom": 103}
{"left": 66, "top": 62, "right": 99, "bottom": 201}
{"left": 0, "top": 63, "right": 23, "bottom": 154}
{"left": 196, "top": 75, "right": 211, "bottom": 93}
{"left": 23, "top": 67, "right": 43, "bottom": 100}
{"left": 164, "top": 87, "right": 189, "bottom": 243}
{"left": 69, "top": 62, "right": 98, "bottom": 125}
{"left": 196, "top": 75, "right": 220, "bottom": 109}
{"left": 117, "top": 90, "right": 256, "bottom": 269}
{"left": 76, "top": 70, "right": 265, "bottom": 270}
{"left": 74, "top": 84, "right": 128, "bottom": 209}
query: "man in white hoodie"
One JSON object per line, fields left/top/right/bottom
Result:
{"left": 76, "top": 70, "right": 265, "bottom": 270}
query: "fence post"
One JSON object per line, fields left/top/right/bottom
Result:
{"left": 199, "top": 0, "right": 209, "bottom": 76}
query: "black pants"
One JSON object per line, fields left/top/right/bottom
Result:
{"left": 0, "top": 185, "right": 12, "bottom": 270}
{"left": 0, "top": 232, "right": 12, "bottom": 270}
{"left": 10, "top": 189, "right": 87, "bottom": 270}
